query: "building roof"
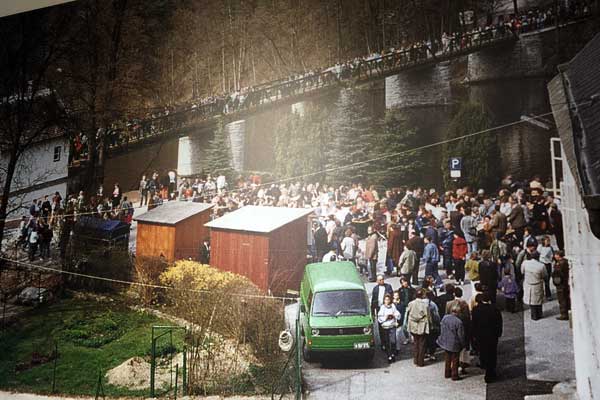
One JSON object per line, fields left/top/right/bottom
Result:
{"left": 548, "top": 32, "right": 600, "bottom": 238}
{"left": 204, "top": 205, "right": 313, "bottom": 233}
{"left": 564, "top": 33, "right": 600, "bottom": 194}
{"left": 134, "top": 201, "right": 214, "bottom": 225}
{"left": 305, "top": 261, "right": 365, "bottom": 292}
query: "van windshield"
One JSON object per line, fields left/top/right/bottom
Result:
{"left": 312, "top": 290, "right": 369, "bottom": 316}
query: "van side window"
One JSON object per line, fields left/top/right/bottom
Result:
{"left": 307, "top": 291, "right": 313, "bottom": 310}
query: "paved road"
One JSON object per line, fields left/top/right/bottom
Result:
{"left": 302, "top": 264, "right": 571, "bottom": 400}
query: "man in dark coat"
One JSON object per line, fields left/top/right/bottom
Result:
{"left": 478, "top": 250, "right": 499, "bottom": 304}
{"left": 507, "top": 197, "right": 525, "bottom": 240}
{"left": 41, "top": 195, "right": 52, "bottom": 218}
{"left": 406, "top": 231, "right": 424, "bottom": 286}
{"left": 472, "top": 292, "right": 503, "bottom": 383}
{"left": 199, "top": 239, "right": 210, "bottom": 264}
{"left": 371, "top": 275, "right": 394, "bottom": 349}
{"left": 435, "top": 284, "right": 455, "bottom": 319}
{"left": 314, "top": 222, "right": 328, "bottom": 261}
{"left": 553, "top": 251, "right": 571, "bottom": 320}
{"left": 371, "top": 275, "right": 394, "bottom": 314}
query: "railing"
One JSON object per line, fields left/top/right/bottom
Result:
{"left": 270, "top": 302, "right": 302, "bottom": 400}
{"left": 72, "top": 25, "right": 519, "bottom": 158}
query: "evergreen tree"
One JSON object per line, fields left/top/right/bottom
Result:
{"left": 274, "top": 106, "right": 328, "bottom": 181}
{"left": 203, "top": 120, "right": 234, "bottom": 179}
{"left": 441, "top": 102, "right": 499, "bottom": 191}
{"left": 367, "top": 110, "right": 424, "bottom": 187}
{"left": 325, "top": 89, "right": 375, "bottom": 185}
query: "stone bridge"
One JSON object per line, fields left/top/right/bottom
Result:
{"left": 101, "top": 26, "right": 520, "bottom": 156}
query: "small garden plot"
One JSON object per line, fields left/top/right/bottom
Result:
{"left": 0, "top": 296, "right": 184, "bottom": 397}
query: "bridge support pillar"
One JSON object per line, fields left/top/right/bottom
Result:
{"left": 225, "top": 119, "right": 246, "bottom": 172}
{"left": 385, "top": 64, "right": 453, "bottom": 109}
{"left": 177, "top": 135, "right": 206, "bottom": 177}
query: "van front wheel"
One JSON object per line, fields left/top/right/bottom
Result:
{"left": 302, "top": 339, "right": 313, "bottom": 363}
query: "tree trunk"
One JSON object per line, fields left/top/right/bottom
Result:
{"left": 0, "top": 148, "right": 20, "bottom": 249}
{"left": 336, "top": 0, "right": 342, "bottom": 63}
{"left": 221, "top": 29, "right": 226, "bottom": 93}
{"left": 513, "top": 0, "right": 518, "bottom": 15}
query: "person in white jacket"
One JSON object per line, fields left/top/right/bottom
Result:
{"left": 378, "top": 294, "right": 401, "bottom": 363}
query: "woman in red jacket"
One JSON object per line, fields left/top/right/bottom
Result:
{"left": 452, "top": 233, "right": 468, "bottom": 285}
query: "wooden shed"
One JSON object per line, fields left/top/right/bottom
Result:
{"left": 134, "top": 201, "right": 214, "bottom": 262}
{"left": 205, "top": 206, "right": 313, "bottom": 294}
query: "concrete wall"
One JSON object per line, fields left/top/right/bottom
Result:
{"left": 561, "top": 164, "right": 600, "bottom": 400}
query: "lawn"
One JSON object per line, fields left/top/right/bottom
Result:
{"left": 0, "top": 295, "right": 185, "bottom": 397}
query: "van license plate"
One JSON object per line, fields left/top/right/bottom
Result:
{"left": 354, "top": 342, "right": 370, "bottom": 350}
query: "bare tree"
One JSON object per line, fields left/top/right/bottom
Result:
{"left": 0, "top": 9, "right": 71, "bottom": 249}
{"left": 56, "top": 0, "right": 154, "bottom": 195}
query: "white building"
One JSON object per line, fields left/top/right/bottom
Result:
{"left": 0, "top": 132, "right": 69, "bottom": 221}
{"left": 548, "top": 33, "right": 600, "bottom": 400}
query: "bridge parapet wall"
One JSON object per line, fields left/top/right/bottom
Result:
{"left": 467, "top": 34, "right": 543, "bottom": 82}
{"left": 467, "top": 20, "right": 599, "bottom": 83}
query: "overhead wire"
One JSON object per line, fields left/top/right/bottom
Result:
{"left": 0, "top": 256, "right": 296, "bottom": 301}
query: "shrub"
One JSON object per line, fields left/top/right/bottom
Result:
{"left": 60, "top": 310, "right": 124, "bottom": 348}
{"left": 131, "top": 256, "right": 169, "bottom": 305}
{"left": 158, "top": 261, "right": 288, "bottom": 395}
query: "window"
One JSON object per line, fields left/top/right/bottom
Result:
{"left": 311, "top": 290, "right": 369, "bottom": 316}
{"left": 53, "top": 146, "right": 61, "bottom": 162}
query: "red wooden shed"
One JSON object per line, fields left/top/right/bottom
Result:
{"left": 134, "top": 201, "right": 214, "bottom": 262}
{"left": 205, "top": 206, "right": 313, "bottom": 294}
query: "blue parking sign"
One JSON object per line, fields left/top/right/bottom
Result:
{"left": 449, "top": 157, "right": 462, "bottom": 171}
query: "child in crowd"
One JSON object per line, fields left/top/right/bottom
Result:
{"left": 393, "top": 291, "right": 409, "bottom": 353}
{"left": 499, "top": 268, "right": 519, "bottom": 313}
{"left": 465, "top": 251, "right": 480, "bottom": 295}
{"left": 470, "top": 282, "right": 483, "bottom": 311}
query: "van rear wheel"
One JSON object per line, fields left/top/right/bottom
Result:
{"left": 302, "top": 339, "right": 313, "bottom": 362}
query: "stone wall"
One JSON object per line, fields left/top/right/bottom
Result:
{"left": 467, "top": 20, "right": 599, "bottom": 82}
{"left": 467, "top": 33, "right": 544, "bottom": 82}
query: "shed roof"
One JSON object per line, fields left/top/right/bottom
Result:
{"left": 134, "top": 201, "right": 214, "bottom": 225}
{"left": 205, "top": 205, "right": 313, "bottom": 233}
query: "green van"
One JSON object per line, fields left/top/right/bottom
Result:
{"left": 299, "top": 261, "right": 375, "bottom": 362}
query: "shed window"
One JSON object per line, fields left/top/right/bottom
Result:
{"left": 53, "top": 146, "right": 61, "bottom": 162}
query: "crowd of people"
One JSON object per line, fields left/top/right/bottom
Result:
{"left": 296, "top": 174, "right": 569, "bottom": 383}
{"left": 13, "top": 165, "right": 572, "bottom": 383}
{"left": 15, "top": 182, "right": 136, "bottom": 261}
{"left": 70, "top": 2, "right": 593, "bottom": 160}
{"left": 510, "top": 1, "right": 592, "bottom": 33}
{"left": 151, "top": 170, "right": 570, "bottom": 381}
